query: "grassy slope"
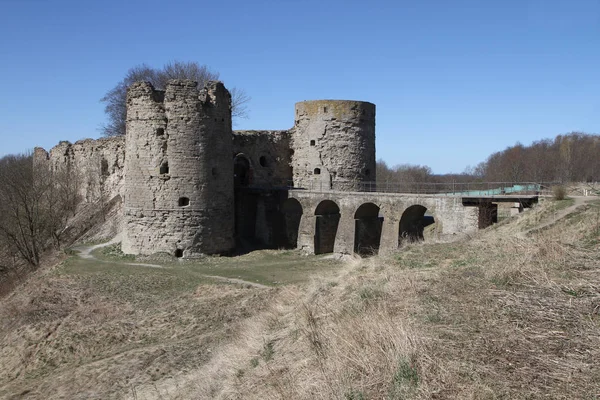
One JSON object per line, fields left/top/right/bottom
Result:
{"left": 0, "top": 248, "right": 340, "bottom": 399}
{"left": 1, "top": 198, "right": 599, "bottom": 399}
{"left": 172, "top": 198, "right": 599, "bottom": 400}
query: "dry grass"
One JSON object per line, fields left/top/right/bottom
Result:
{"left": 166, "top": 260, "right": 423, "bottom": 400}
{"left": 165, "top": 199, "right": 600, "bottom": 399}
{"left": 0, "top": 268, "right": 275, "bottom": 399}
{"left": 1, "top": 198, "right": 599, "bottom": 399}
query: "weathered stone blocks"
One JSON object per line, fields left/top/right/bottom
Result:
{"left": 34, "top": 136, "right": 125, "bottom": 203}
{"left": 291, "top": 100, "right": 376, "bottom": 191}
{"left": 121, "top": 80, "right": 235, "bottom": 257}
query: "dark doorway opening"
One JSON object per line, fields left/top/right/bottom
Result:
{"left": 281, "top": 198, "right": 303, "bottom": 249}
{"left": 234, "top": 154, "right": 251, "bottom": 187}
{"left": 478, "top": 203, "right": 498, "bottom": 228}
{"left": 354, "top": 202, "right": 383, "bottom": 256}
{"left": 314, "top": 200, "right": 340, "bottom": 254}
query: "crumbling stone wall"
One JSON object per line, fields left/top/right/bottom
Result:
{"left": 33, "top": 136, "right": 125, "bottom": 203}
{"left": 122, "top": 80, "right": 235, "bottom": 257}
{"left": 34, "top": 83, "right": 388, "bottom": 257}
{"left": 291, "top": 100, "right": 376, "bottom": 191}
{"left": 33, "top": 85, "right": 503, "bottom": 258}
{"left": 232, "top": 130, "right": 292, "bottom": 187}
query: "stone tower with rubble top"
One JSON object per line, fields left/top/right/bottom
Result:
{"left": 121, "top": 80, "right": 235, "bottom": 257}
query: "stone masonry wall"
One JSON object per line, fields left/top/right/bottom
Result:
{"left": 291, "top": 100, "right": 376, "bottom": 191}
{"left": 34, "top": 136, "right": 125, "bottom": 204}
{"left": 122, "top": 80, "right": 235, "bottom": 257}
{"left": 232, "top": 130, "right": 292, "bottom": 187}
{"left": 288, "top": 191, "right": 479, "bottom": 254}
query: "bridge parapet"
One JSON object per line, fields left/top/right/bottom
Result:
{"left": 286, "top": 180, "right": 553, "bottom": 196}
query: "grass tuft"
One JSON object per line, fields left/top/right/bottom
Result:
{"left": 344, "top": 389, "right": 366, "bottom": 400}
{"left": 389, "top": 357, "right": 419, "bottom": 398}
{"left": 552, "top": 185, "right": 567, "bottom": 200}
{"left": 261, "top": 340, "right": 275, "bottom": 362}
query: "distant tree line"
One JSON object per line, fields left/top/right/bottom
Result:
{"left": 376, "top": 162, "right": 435, "bottom": 183}
{"left": 473, "top": 132, "right": 600, "bottom": 182}
{"left": 377, "top": 132, "right": 600, "bottom": 185}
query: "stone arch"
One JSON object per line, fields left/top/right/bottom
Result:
{"left": 398, "top": 205, "right": 436, "bottom": 245}
{"left": 314, "top": 200, "right": 340, "bottom": 254}
{"left": 281, "top": 198, "right": 303, "bottom": 249}
{"left": 354, "top": 202, "right": 383, "bottom": 256}
{"left": 233, "top": 153, "right": 252, "bottom": 187}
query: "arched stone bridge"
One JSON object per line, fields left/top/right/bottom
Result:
{"left": 278, "top": 190, "right": 537, "bottom": 255}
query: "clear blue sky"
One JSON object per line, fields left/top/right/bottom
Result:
{"left": 1, "top": 0, "right": 598, "bottom": 174}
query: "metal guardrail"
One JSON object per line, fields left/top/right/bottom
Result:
{"left": 283, "top": 180, "right": 560, "bottom": 195}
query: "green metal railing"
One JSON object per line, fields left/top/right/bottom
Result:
{"left": 286, "top": 180, "right": 557, "bottom": 195}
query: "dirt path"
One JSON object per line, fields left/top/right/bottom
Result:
{"left": 202, "top": 275, "right": 270, "bottom": 288}
{"left": 72, "top": 238, "right": 269, "bottom": 289}
{"left": 74, "top": 236, "right": 120, "bottom": 260}
{"left": 523, "top": 196, "right": 597, "bottom": 236}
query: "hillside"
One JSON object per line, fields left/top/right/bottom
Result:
{"left": 1, "top": 197, "right": 599, "bottom": 399}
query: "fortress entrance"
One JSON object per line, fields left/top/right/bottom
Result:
{"left": 234, "top": 154, "right": 251, "bottom": 187}
{"left": 234, "top": 154, "right": 254, "bottom": 249}
{"left": 314, "top": 200, "right": 340, "bottom": 254}
{"left": 281, "top": 198, "right": 303, "bottom": 249}
{"left": 399, "top": 205, "right": 435, "bottom": 245}
{"left": 354, "top": 202, "right": 383, "bottom": 256}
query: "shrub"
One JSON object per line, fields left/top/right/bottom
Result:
{"left": 553, "top": 185, "right": 567, "bottom": 200}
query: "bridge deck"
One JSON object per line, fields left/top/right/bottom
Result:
{"left": 287, "top": 188, "right": 539, "bottom": 203}
{"left": 461, "top": 195, "right": 538, "bottom": 206}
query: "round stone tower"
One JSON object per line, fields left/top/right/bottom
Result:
{"left": 291, "top": 100, "right": 376, "bottom": 191}
{"left": 122, "top": 80, "right": 234, "bottom": 257}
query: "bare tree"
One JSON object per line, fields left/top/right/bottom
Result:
{"left": 0, "top": 153, "right": 82, "bottom": 266}
{"left": 45, "top": 162, "right": 82, "bottom": 247}
{"left": 376, "top": 159, "right": 395, "bottom": 183}
{"left": 99, "top": 64, "right": 157, "bottom": 137}
{"left": 0, "top": 153, "right": 46, "bottom": 266}
{"left": 100, "top": 61, "right": 250, "bottom": 136}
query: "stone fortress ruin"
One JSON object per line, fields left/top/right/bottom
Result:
{"left": 35, "top": 80, "right": 518, "bottom": 257}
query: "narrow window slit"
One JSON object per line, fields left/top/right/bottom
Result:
{"left": 160, "top": 162, "right": 169, "bottom": 174}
